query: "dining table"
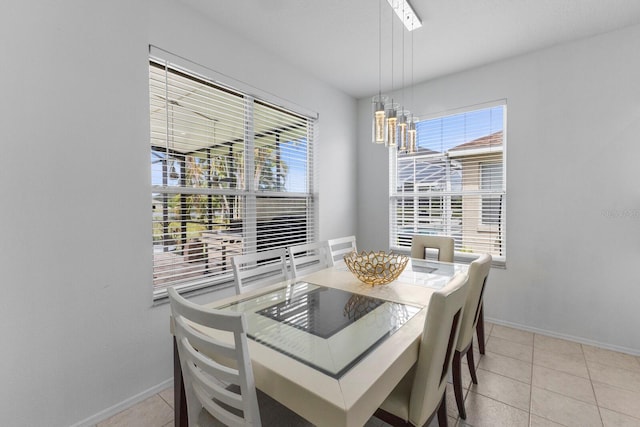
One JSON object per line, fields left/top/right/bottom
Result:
{"left": 172, "top": 257, "right": 469, "bottom": 427}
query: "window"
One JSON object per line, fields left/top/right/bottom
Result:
{"left": 390, "top": 103, "right": 506, "bottom": 263}
{"left": 149, "top": 53, "right": 317, "bottom": 298}
{"left": 480, "top": 162, "right": 503, "bottom": 225}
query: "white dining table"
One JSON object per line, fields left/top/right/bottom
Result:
{"left": 172, "top": 258, "right": 469, "bottom": 427}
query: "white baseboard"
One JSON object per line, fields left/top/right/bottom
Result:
{"left": 486, "top": 317, "right": 640, "bottom": 356}
{"left": 70, "top": 378, "right": 173, "bottom": 427}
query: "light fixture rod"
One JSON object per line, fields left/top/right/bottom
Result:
{"left": 386, "top": 0, "right": 422, "bottom": 31}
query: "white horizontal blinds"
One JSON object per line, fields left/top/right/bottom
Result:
{"left": 246, "top": 100, "right": 314, "bottom": 253}
{"left": 149, "top": 57, "right": 316, "bottom": 296}
{"left": 252, "top": 100, "right": 310, "bottom": 193}
{"left": 253, "top": 197, "right": 310, "bottom": 251}
{"left": 150, "top": 59, "right": 247, "bottom": 292}
{"left": 390, "top": 104, "right": 506, "bottom": 260}
{"left": 149, "top": 63, "right": 246, "bottom": 188}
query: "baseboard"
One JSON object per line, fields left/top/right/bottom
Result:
{"left": 486, "top": 317, "right": 640, "bottom": 356}
{"left": 70, "top": 378, "right": 173, "bottom": 427}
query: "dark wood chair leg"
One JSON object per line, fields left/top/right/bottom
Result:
{"left": 174, "top": 337, "right": 188, "bottom": 427}
{"left": 451, "top": 350, "right": 467, "bottom": 419}
{"left": 437, "top": 392, "right": 448, "bottom": 427}
{"left": 374, "top": 408, "right": 411, "bottom": 426}
{"left": 476, "top": 304, "right": 486, "bottom": 355}
{"left": 376, "top": 393, "right": 449, "bottom": 426}
{"left": 466, "top": 341, "right": 478, "bottom": 385}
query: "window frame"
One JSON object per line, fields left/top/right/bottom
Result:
{"left": 389, "top": 101, "right": 506, "bottom": 267}
{"left": 149, "top": 47, "right": 318, "bottom": 300}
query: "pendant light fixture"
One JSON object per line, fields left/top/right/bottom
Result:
{"left": 372, "top": 0, "right": 387, "bottom": 144}
{"left": 371, "top": 0, "right": 421, "bottom": 152}
{"left": 387, "top": 104, "right": 398, "bottom": 148}
{"left": 372, "top": 95, "right": 387, "bottom": 144}
{"left": 397, "top": 0, "right": 409, "bottom": 152}
{"left": 386, "top": 2, "right": 398, "bottom": 149}
{"left": 398, "top": 110, "right": 409, "bottom": 150}
{"left": 407, "top": 30, "right": 417, "bottom": 154}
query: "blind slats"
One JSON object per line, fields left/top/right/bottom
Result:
{"left": 150, "top": 57, "right": 316, "bottom": 297}
{"left": 390, "top": 104, "right": 506, "bottom": 261}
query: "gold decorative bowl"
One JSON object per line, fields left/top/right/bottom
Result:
{"left": 344, "top": 250, "right": 409, "bottom": 286}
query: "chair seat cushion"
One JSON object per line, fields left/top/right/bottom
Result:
{"left": 378, "top": 365, "right": 416, "bottom": 422}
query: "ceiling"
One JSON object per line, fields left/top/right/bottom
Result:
{"left": 178, "top": 0, "right": 640, "bottom": 99}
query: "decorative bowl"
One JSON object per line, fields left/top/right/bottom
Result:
{"left": 344, "top": 250, "right": 409, "bottom": 286}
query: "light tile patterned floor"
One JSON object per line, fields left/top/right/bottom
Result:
{"left": 97, "top": 322, "right": 640, "bottom": 426}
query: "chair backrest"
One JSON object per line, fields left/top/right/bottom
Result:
{"left": 168, "top": 287, "right": 261, "bottom": 427}
{"left": 327, "top": 235, "right": 357, "bottom": 266}
{"left": 231, "top": 247, "right": 288, "bottom": 295}
{"left": 456, "top": 253, "right": 492, "bottom": 352}
{"left": 410, "top": 235, "right": 454, "bottom": 262}
{"left": 407, "top": 273, "right": 469, "bottom": 426}
{"left": 288, "top": 241, "right": 330, "bottom": 279}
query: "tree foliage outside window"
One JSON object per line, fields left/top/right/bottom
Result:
{"left": 150, "top": 58, "right": 316, "bottom": 297}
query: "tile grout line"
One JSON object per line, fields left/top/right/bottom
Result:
{"left": 157, "top": 389, "right": 173, "bottom": 410}
{"left": 529, "top": 334, "right": 576, "bottom": 427}
{"left": 581, "top": 342, "right": 605, "bottom": 427}
{"left": 459, "top": 329, "right": 532, "bottom": 423}
{"left": 584, "top": 346, "right": 640, "bottom": 424}
{"left": 529, "top": 334, "right": 535, "bottom": 426}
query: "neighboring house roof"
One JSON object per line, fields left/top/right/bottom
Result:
{"left": 449, "top": 131, "right": 503, "bottom": 152}
{"left": 397, "top": 131, "right": 503, "bottom": 190}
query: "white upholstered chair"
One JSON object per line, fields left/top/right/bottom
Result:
{"left": 231, "top": 248, "right": 288, "bottom": 295}
{"left": 410, "top": 235, "right": 454, "bottom": 263}
{"left": 451, "top": 253, "right": 492, "bottom": 419}
{"left": 327, "top": 235, "right": 357, "bottom": 266}
{"left": 287, "top": 241, "right": 330, "bottom": 279}
{"left": 374, "top": 273, "right": 470, "bottom": 427}
{"left": 168, "top": 287, "right": 311, "bottom": 427}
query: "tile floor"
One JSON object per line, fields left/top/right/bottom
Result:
{"left": 96, "top": 323, "right": 640, "bottom": 427}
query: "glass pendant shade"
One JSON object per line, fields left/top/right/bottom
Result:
{"left": 372, "top": 95, "right": 388, "bottom": 144}
{"left": 386, "top": 104, "right": 398, "bottom": 148}
{"left": 397, "top": 110, "right": 409, "bottom": 150}
{"left": 407, "top": 118, "right": 417, "bottom": 154}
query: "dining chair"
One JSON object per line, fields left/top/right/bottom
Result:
{"left": 287, "top": 241, "right": 330, "bottom": 279}
{"left": 374, "top": 272, "right": 470, "bottom": 427}
{"left": 231, "top": 247, "right": 288, "bottom": 295}
{"left": 451, "top": 253, "right": 492, "bottom": 419}
{"left": 327, "top": 235, "right": 357, "bottom": 266}
{"left": 410, "top": 235, "right": 454, "bottom": 262}
{"left": 168, "top": 288, "right": 312, "bottom": 427}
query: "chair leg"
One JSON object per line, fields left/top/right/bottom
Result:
{"left": 173, "top": 337, "right": 188, "bottom": 427}
{"left": 476, "top": 304, "right": 486, "bottom": 355}
{"left": 373, "top": 408, "right": 411, "bottom": 427}
{"left": 452, "top": 350, "right": 467, "bottom": 419}
{"left": 437, "top": 392, "right": 448, "bottom": 427}
{"left": 466, "top": 341, "right": 478, "bottom": 385}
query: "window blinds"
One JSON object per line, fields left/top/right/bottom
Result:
{"left": 149, "top": 55, "right": 316, "bottom": 297}
{"left": 390, "top": 103, "right": 506, "bottom": 263}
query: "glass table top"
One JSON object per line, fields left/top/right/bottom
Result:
{"left": 217, "top": 281, "right": 422, "bottom": 378}
{"left": 398, "top": 258, "right": 469, "bottom": 289}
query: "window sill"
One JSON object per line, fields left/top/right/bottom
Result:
{"left": 152, "top": 278, "right": 235, "bottom": 306}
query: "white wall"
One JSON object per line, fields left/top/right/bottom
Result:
{"left": 0, "top": 1, "right": 356, "bottom": 426}
{"left": 357, "top": 24, "right": 640, "bottom": 354}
